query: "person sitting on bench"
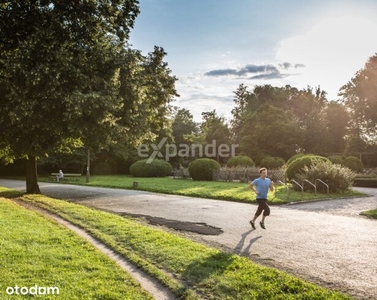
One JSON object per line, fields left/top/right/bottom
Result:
{"left": 56, "top": 170, "right": 64, "bottom": 182}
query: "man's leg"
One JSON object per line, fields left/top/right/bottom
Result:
{"left": 250, "top": 201, "right": 263, "bottom": 229}
{"left": 259, "top": 200, "right": 270, "bottom": 229}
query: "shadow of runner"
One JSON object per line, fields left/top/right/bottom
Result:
{"left": 240, "top": 236, "right": 262, "bottom": 255}
{"left": 234, "top": 230, "right": 262, "bottom": 255}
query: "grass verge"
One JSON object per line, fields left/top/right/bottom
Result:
{"left": 2, "top": 187, "right": 351, "bottom": 300}
{"left": 38, "top": 175, "right": 366, "bottom": 204}
{"left": 360, "top": 209, "right": 377, "bottom": 219}
{"left": 0, "top": 196, "right": 153, "bottom": 300}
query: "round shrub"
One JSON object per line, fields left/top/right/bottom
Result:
{"left": 260, "top": 156, "right": 285, "bottom": 169}
{"left": 344, "top": 156, "right": 363, "bottom": 173}
{"left": 286, "top": 153, "right": 305, "bottom": 166}
{"left": 226, "top": 155, "right": 255, "bottom": 168}
{"left": 296, "top": 159, "right": 355, "bottom": 193}
{"left": 129, "top": 159, "right": 172, "bottom": 177}
{"left": 286, "top": 155, "right": 329, "bottom": 180}
{"left": 189, "top": 158, "right": 220, "bottom": 181}
{"left": 328, "top": 155, "right": 345, "bottom": 165}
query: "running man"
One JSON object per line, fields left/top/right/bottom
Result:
{"left": 249, "top": 167, "right": 274, "bottom": 229}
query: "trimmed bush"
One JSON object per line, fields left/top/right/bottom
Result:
{"left": 226, "top": 155, "right": 255, "bottom": 168}
{"left": 328, "top": 155, "right": 345, "bottom": 165}
{"left": 260, "top": 156, "right": 285, "bottom": 169}
{"left": 129, "top": 159, "right": 172, "bottom": 177}
{"left": 344, "top": 156, "right": 364, "bottom": 173}
{"left": 189, "top": 158, "right": 220, "bottom": 181}
{"left": 286, "top": 155, "right": 329, "bottom": 180}
{"left": 286, "top": 153, "right": 305, "bottom": 166}
{"left": 296, "top": 159, "right": 355, "bottom": 193}
{"left": 353, "top": 178, "right": 377, "bottom": 187}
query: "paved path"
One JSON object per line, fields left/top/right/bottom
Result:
{"left": 1, "top": 179, "right": 377, "bottom": 299}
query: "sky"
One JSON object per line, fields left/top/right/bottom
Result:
{"left": 129, "top": 0, "right": 377, "bottom": 122}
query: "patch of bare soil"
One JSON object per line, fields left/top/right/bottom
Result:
{"left": 118, "top": 212, "right": 223, "bottom": 235}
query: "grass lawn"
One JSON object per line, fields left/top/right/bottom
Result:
{"left": 0, "top": 196, "right": 153, "bottom": 300}
{"left": 39, "top": 175, "right": 366, "bottom": 204}
{"left": 360, "top": 209, "right": 377, "bottom": 219}
{"left": 0, "top": 187, "right": 351, "bottom": 300}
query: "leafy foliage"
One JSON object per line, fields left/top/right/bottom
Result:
{"left": 129, "top": 159, "right": 173, "bottom": 177}
{"left": 327, "top": 155, "right": 363, "bottom": 173}
{"left": 231, "top": 85, "right": 346, "bottom": 162}
{"left": 0, "top": 1, "right": 177, "bottom": 192}
{"left": 188, "top": 158, "right": 220, "bottom": 181}
{"left": 172, "top": 108, "right": 198, "bottom": 146}
{"left": 286, "top": 155, "right": 329, "bottom": 180}
{"left": 240, "top": 104, "right": 303, "bottom": 164}
{"left": 200, "top": 110, "right": 232, "bottom": 164}
{"left": 328, "top": 155, "right": 345, "bottom": 165}
{"left": 339, "top": 53, "right": 377, "bottom": 140}
{"left": 259, "top": 156, "right": 285, "bottom": 169}
{"left": 226, "top": 155, "right": 255, "bottom": 168}
{"left": 344, "top": 156, "right": 364, "bottom": 173}
{"left": 297, "top": 160, "right": 355, "bottom": 193}
{"left": 286, "top": 153, "right": 305, "bottom": 166}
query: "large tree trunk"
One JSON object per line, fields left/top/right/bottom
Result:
{"left": 26, "top": 156, "right": 41, "bottom": 194}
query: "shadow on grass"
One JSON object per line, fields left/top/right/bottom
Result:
{"left": 0, "top": 188, "right": 24, "bottom": 198}
{"left": 182, "top": 252, "right": 236, "bottom": 293}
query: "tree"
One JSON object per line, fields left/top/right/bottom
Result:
{"left": 172, "top": 108, "right": 198, "bottom": 146}
{"left": 240, "top": 104, "right": 303, "bottom": 164}
{"left": 324, "top": 102, "right": 349, "bottom": 153}
{"left": 0, "top": 1, "right": 177, "bottom": 193}
{"left": 230, "top": 84, "right": 253, "bottom": 144}
{"left": 339, "top": 53, "right": 377, "bottom": 140}
{"left": 200, "top": 110, "right": 231, "bottom": 163}
{"left": 201, "top": 110, "right": 231, "bottom": 145}
{"left": 288, "top": 86, "right": 327, "bottom": 127}
{"left": 231, "top": 84, "right": 336, "bottom": 162}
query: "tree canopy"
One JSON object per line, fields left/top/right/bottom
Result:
{"left": 0, "top": 1, "right": 178, "bottom": 192}
{"left": 230, "top": 84, "right": 353, "bottom": 164}
{"left": 339, "top": 53, "right": 377, "bottom": 141}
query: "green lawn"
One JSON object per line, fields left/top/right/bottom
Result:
{"left": 39, "top": 175, "right": 365, "bottom": 204}
{"left": 0, "top": 188, "right": 351, "bottom": 300}
{"left": 360, "top": 209, "right": 377, "bottom": 219}
{"left": 0, "top": 197, "right": 152, "bottom": 300}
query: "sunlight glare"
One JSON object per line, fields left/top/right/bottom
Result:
{"left": 276, "top": 12, "right": 377, "bottom": 99}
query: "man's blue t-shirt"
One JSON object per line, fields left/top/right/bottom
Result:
{"left": 252, "top": 177, "right": 271, "bottom": 199}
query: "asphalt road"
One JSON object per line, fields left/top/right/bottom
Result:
{"left": 1, "top": 179, "right": 377, "bottom": 299}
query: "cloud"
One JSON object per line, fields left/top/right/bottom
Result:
{"left": 205, "top": 68, "right": 239, "bottom": 76}
{"left": 294, "top": 63, "right": 305, "bottom": 69}
{"left": 250, "top": 73, "right": 290, "bottom": 80}
{"left": 204, "top": 62, "right": 304, "bottom": 80}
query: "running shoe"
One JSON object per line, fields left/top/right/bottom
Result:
{"left": 249, "top": 220, "right": 256, "bottom": 230}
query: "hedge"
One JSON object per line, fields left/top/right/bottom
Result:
{"left": 226, "top": 155, "right": 255, "bottom": 168}
{"left": 188, "top": 158, "right": 220, "bottom": 181}
{"left": 129, "top": 159, "right": 173, "bottom": 177}
{"left": 353, "top": 178, "right": 377, "bottom": 188}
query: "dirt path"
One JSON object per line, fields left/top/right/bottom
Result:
{"left": 1, "top": 179, "right": 377, "bottom": 299}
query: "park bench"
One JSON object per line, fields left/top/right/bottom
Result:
{"left": 50, "top": 173, "right": 81, "bottom": 181}
{"left": 173, "top": 168, "right": 190, "bottom": 179}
